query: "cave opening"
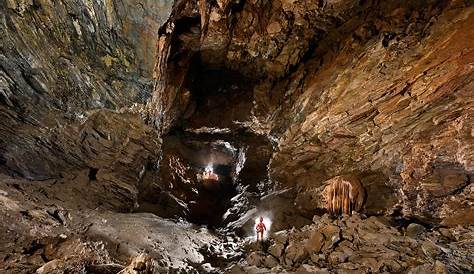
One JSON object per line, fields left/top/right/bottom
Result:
{"left": 156, "top": 133, "right": 243, "bottom": 228}
{"left": 187, "top": 159, "right": 238, "bottom": 227}
{"left": 139, "top": 55, "right": 273, "bottom": 228}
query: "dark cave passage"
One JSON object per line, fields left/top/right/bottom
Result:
{"left": 187, "top": 163, "right": 238, "bottom": 227}
{"left": 139, "top": 50, "right": 273, "bottom": 227}
{"left": 138, "top": 58, "right": 274, "bottom": 228}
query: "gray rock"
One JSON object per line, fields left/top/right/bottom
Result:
{"left": 406, "top": 223, "right": 426, "bottom": 238}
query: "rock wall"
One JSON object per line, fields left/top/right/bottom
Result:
{"left": 150, "top": 0, "right": 474, "bottom": 225}
{"left": 263, "top": 1, "right": 474, "bottom": 224}
{"left": 0, "top": 0, "right": 172, "bottom": 178}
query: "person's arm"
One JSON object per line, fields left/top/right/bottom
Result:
{"left": 263, "top": 223, "right": 266, "bottom": 230}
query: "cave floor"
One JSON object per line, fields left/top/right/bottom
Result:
{"left": 1, "top": 172, "right": 473, "bottom": 274}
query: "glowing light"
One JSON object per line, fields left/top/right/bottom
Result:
{"left": 205, "top": 164, "right": 213, "bottom": 173}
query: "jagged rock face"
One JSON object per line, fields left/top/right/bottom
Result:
{"left": 0, "top": 0, "right": 172, "bottom": 178}
{"left": 265, "top": 1, "right": 474, "bottom": 224}
{"left": 149, "top": 0, "right": 375, "bottom": 131}
{"left": 1, "top": 0, "right": 171, "bottom": 109}
{"left": 151, "top": 0, "right": 473, "bottom": 225}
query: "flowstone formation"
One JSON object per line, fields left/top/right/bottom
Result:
{"left": 1, "top": 0, "right": 473, "bottom": 273}
{"left": 322, "top": 175, "right": 365, "bottom": 215}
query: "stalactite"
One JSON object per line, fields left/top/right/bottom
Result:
{"left": 323, "top": 175, "right": 365, "bottom": 215}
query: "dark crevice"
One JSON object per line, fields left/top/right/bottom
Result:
{"left": 0, "top": 154, "right": 6, "bottom": 165}
{"left": 229, "top": 0, "right": 246, "bottom": 14}
{"left": 46, "top": 209, "right": 65, "bottom": 225}
{"left": 22, "top": 240, "right": 44, "bottom": 255}
{"left": 88, "top": 167, "right": 98, "bottom": 181}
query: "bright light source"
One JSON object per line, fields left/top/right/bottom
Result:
{"left": 205, "top": 164, "right": 213, "bottom": 173}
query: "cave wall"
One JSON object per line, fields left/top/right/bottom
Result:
{"left": 263, "top": 1, "right": 474, "bottom": 223}
{"left": 150, "top": 0, "right": 473, "bottom": 225}
{"left": 0, "top": 0, "right": 172, "bottom": 179}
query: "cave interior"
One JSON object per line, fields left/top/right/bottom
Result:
{"left": 0, "top": 0, "right": 473, "bottom": 273}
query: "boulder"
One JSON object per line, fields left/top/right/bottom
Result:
{"left": 284, "top": 243, "right": 308, "bottom": 267}
{"left": 305, "top": 230, "right": 324, "bottom": 253}
{"left": 268, "top": 242, "right": 285, "bottom": 258}
{"left": 406, "top": 223, "right": 426, "bottom": 238}
{"left": 246, "top": 251, "right": 266, "bottom": 267}
{"left": 320, "top": 224, "right": 341, "bottom": 251}
{"left": 264, "top": 255, "right": 279, "bottom": 268}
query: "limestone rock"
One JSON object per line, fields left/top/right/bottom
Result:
{"left": 118, "top": 254, "right": 156, "bottom": 274}
{"left": 322, "top": 175, "right": 365, "bottom": 215}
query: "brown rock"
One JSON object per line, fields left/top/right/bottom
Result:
{"left": 246, "top": 251, "right": 265, "bottom": 267}
{"left": 36, "top": 259, "right": 62, "bottom": 274}
{"left": 329, "top": 250, "right": 349, "bottom": 264}
{"left": 264, "top": 255, "right": 279, "bottom": 268}
{"left": 421, "top": 241, "right": 442, "bottom": 258}
{"left": 296, "top": 264, "right": 330, "bottom": 274}
{"left": 320, "top": 224, "right": 341, "bottom": 251}
{"left": 305, "top": 230, "right": 324, "bottom": 253}
{"left": 268, "top": 242, "right": 285, "bottom": 258}
{"left": 284, "top": 243, "right": 308, "bottom": 267}
{"left": 434, "top": 260, "right": 448, "bottom": 274}
{"left": 266, "top": 22, "right": 282, "bottom": 34}
{"left": 117, "top": 255, "right": 155, "bottom": 274}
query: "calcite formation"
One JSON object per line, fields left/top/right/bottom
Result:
{"left": 323, "top": 175, "right": 365, "bottom": 215}
{"left": 0, "top": 0, "right": 473, "bottom": 273}
{"left": 149, "top": 0, "right": 473, "bottom": 225}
